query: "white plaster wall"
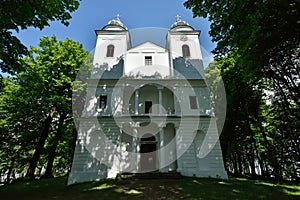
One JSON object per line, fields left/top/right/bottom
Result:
{"left": 93, "top": 34, "right": 128, "bottom": 70}
{"left": 124, "top": 42, "right": 170, "bottom": 78}
{"left": 164, "top": 124, "right": 177, "bottom": 171}
{"left": 68, "top": 119, "right": 121, "bottom": 185}
{"left": 176, "top": 119, "right": 228, "bottom": 179}
{"left": 168, "top": 34, "right": 203, "bottom": 60}
{"left": 162, "top": 88, "right": 175, "bottom": 114}
{"left": 173, "top": 86, "right": 201, "bottom": 116}
{"left": 68, "top": 117, "right": 228, "bottom": 185}
{"left": 83, "top": 84, "right": 125, "bottom": 118}
{"left": 138, "top": 86, "right": 159, "bottom": 114}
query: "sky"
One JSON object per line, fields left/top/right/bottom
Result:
{"left": 13, "top": 0, "right": 216, "bottom": 66}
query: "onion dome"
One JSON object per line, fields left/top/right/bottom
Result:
{"left": 170, "top": 15, "right": 194, "bottom": 31}
{"left": 102, "top": 14, "right": 127, "bottom": 31}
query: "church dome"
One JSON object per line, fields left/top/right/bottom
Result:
{"left": 102, "top": 15, "right": 127, "bottom": 31}
{"left": 170, "top": 15, "right": 194, "bottom": 31}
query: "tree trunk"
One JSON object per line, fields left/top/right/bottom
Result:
{"left": 255, "top": 150, "right": 265, "bottom": 177}
{"left": 5, "top": 159, "right": 15, "bottom": 185}
{"left": 43, "top": 113, "right": 66, "bottom": 178}
{"left": 232, "top": 154, "right": 238, "bottom": 174}
{"left": 26, "top": 106, "right": 56, "bottom": 178}
{"left": 70, "top": 125, "right": 78, "bottom": 159}
{"left": 5, "top": 166, "right": 13, "bottom": 185}
{"left": 237, "top": 151, "right": 243, "bottom": 174}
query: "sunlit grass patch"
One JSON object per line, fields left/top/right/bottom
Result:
{"left": 85, "top": 183, "right": 115, "bottom": 191}
{"left": 218, "top": 181, "right": 229, "bottom": 185}
{"left": 0, "top": 176, "right": 299, "bottom": 200}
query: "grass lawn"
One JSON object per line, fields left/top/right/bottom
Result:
{"left": 0, "top": 176, "right": 299, "bottom": 200}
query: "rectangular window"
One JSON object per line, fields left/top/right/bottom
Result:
{"left": 145, "top": 56, "right": 152, "bottom": 65}
{"left": 189, "top": 96, "right": 198, "bottom": 109}
{"left": 99, "top": 95, "right": 107, "bottom": 109}
{"left": 145, "top": 101, "right": 152, "bottom": 113}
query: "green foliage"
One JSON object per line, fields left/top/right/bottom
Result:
{"left": 188, "top": 0, "right": 299, "bottom": 181}
{"left": 0, "top": 36, "right": 91, "bottom": 181}
{"left": 206, "top": 54, "right": 299, "bottom": 181}
{"left": 184, "top": 0, "right": 299, "bottom": 64}
{"left": 0, "top": 77, "right": 43, "bottom": 179}
{"left": 23, "top": 35, "right": 90, "bottom": 113}
{"left": 0, "top": 0, "right": 81, "bottom": 74}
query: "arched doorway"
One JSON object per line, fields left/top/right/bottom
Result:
{"left": 140, "top": 133, "right": 157, "bottom": 172}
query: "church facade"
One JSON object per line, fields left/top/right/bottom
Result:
{"left": 68, "top": 16, "right": 228, "bottom": 185}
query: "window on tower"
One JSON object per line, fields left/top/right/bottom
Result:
{"left": 145, "top": 56, "right": 152, "bottom": 65}
{"left": 182, "top": 44, "right": 190, "bottom": 58}
{"left": 106, "top": 44, "right": 114, "bottom": 57}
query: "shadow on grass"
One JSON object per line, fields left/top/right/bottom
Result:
{"left": 0, "top": 176, "right": 299, "bottom": 200}
{"left": 176, "top": 177, "right": 300, "bottom": 200}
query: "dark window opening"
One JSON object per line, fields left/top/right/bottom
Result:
{"left": 99, "top": 95, "right": 107, "bottom": 109}
{"left": 145, "top": 101, "right": 152, "bottom": 113}
{"left": 145, "top": 56, "right": 152, "bottom": 65}
{"left": 182, "top": 44, "right": 190, "bottom": 58}
{"left": 189, "top": 96, "right": 198, "bottom": 109}
{"left": 106, "top": 44, "right": 114, "bottom": 57}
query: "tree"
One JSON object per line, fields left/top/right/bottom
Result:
{"left": 0, "top": 36, "right": 90, "bottom": 180}
{"left": 186, "top": 0, "right": 300, "bottom": 181}
{"left": 0, "top": 77, "right": 44, "bottom": 183}
{"left": 24, "top": 36, "right": 90, "bottom": 178}
{"left": 206, "top": 54, "right": 299, "bottom": 181}
{"left": 0, "top": 0, "right": 81, "bottom": 75}
{"left": 184, "top": 0, "right": 299, "bottom": 103}
{"left": 184, "top": 0, "right": 299, "bottom": 62}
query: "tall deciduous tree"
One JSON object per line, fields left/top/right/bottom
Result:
{"left": 184, "top": 0, "right": 299, "bottom": 104}
{"left": 186, "top": 0, "right": 299, "bottom": 181}
{"left": 0, "top": 36, "right": 90, "bottom": 180}
{"left": 24, "top": 36, "right": 90, "bottom": 178}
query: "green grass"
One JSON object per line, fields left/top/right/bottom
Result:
{"left": 0, "top": 176, "right": 299, "bottom": 200}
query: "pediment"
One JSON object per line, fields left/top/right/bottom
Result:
{"left": 128, "top": 41, "right": 166, "bottom": 53}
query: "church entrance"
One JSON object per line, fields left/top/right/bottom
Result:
{"left": 140, "top": 134, "right": 157, "bottom": 172}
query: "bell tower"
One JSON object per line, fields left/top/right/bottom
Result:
{"left": 93, "top": 15, "right": 131, "bottom": 73}
{"left": 166, "top": 15, "right": 204, "bottom": 79}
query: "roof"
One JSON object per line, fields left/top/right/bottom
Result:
{"left": 128, "top": 41, "right": 166, "bottom": 52}
{"left": 102, "top": 15, "right": 128, "bottom": 31}
{"left": 170, "top": 15, "right": 194, "bottom": 31}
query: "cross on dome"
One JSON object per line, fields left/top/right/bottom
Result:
{"left": 115, "top": 14, "right": 121, "bottom": 21}
{"left": 175, "top": 14, "right": 181, "bottom": 21}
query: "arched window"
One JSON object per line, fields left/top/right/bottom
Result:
{"left": 106, "top": 44, "right": 114, "bottom": 57}
{"left": 182, "top": 44, "right": 190, "bottom": 58}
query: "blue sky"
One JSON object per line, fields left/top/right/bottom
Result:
{"left": 14, "top": 0, "right": 215, "bottom": 66}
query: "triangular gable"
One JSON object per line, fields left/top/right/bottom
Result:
{"left": 128, "top": 41, "right": 166, "bottom": 53}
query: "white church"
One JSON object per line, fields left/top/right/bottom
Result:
{"left": 68, "top": 16, "right": 228, "bottom": 185}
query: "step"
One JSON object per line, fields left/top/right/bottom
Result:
{"left": 116, "top": 172, "right": 182, "bottom": 180}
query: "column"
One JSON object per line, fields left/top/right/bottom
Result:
{"left": 135, "top": 89, "right": 139, "bottom": 115}
{"left": 159, "top": 129, "right": 167, "bottom": 172}
{"left": 131, "top": 128, "right": 138, "bottom": 173}
{"left": 157, "top": 86, "right": 163, "bottom": 115}
{"left": 175, "top": 126, "right": 181, "bottom": 172}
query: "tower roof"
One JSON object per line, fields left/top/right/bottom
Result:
{"left": 102, "top": 14, "right": 128, "bottom": 31}
{"left": 170, "top": 15, "right": 194, "bottom": 31}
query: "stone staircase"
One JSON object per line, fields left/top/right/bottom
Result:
{"left": 116, "top": 172, "right": 182, "bottom": 180}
